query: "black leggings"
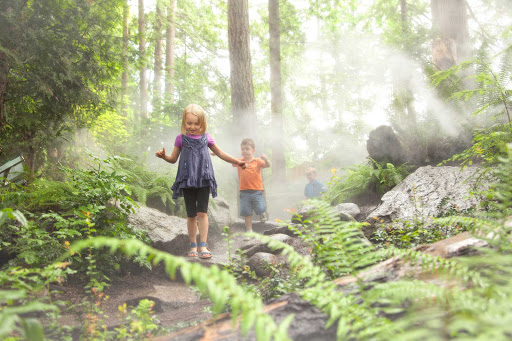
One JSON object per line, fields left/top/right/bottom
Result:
{"left": 182, "top": 186, "right": 210, "bottom": 217}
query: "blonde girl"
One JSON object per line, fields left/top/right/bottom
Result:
{"left": 155, "top": 104, "right": 246, "bottom": 259}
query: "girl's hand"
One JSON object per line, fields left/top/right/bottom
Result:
{"left": 155, "top": 147, "right": 166, "bottom": 159}
{"left": 238, "top": 160, "right": 248, "bottom": 169}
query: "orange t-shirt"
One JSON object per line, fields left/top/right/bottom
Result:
{"left": 233, "top": 158, "right": 267, "bottom": 191}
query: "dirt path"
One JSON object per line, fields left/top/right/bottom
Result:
{"left": 54, "top": 221, "right": 269, "bottom": 337}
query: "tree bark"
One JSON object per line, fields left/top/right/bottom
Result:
{"left": 0, "top": 0, "right": 13, "bottom": 134}
{"left": 228, "top": 0, "right": 256, "bottom": 139}
{"left": 153, "top": 0, "right": 163, "bottom": 113}
{"left": 165, "top": 0, "right": 176, "bottom": 105}
{"left": 138, "top": 0, "right": 148, "bottom": 120}
{"left": 393, "top": 0, "right": 416, "bottom": 129}
{"left": 269, "top": 0, "right": 285, "bottom": 184}
{"left": 431, "top": 0, "right": 470, "bottom": 70}
{"left": 121, "top": 0, "right": 129, "bottom": 117}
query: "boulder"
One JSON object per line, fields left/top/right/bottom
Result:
{"left": 366, "top": 125, "right": 407, "bottom": 165}
{"left": 248, "top": 252, "right": 288, "bottom": 277}
{"left": 127, "top": 204, "right": 190, "bottom": 255}
{"left": 364, "top": 166, "right": 492, "bottom": 238}
{"left": 294, "top": 202, "right": 360, "bottom": 224}
{"left": 208, "top": 196, "right": 232, "bottom": 235}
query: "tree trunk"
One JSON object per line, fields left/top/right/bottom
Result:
{"left": 138, "top": 0, "right": 148, "bottom": 120}
{"left": 393, "top": 0, "right": 416, "bottom": 129}
{"left": 165, "top": 0, "right": 176, "bottom": 105}
{"left": 269, "top": 0, "right": 285, "bottom": 184}
{"left": 121, "top": 0, "right": 129, "bottom": 116}
{"left": 0, "top": 0, "right": 13, "bottom": 134}
{"left": 153, "top": 0, "right": 163, "bottom": 113}
{"left": 431, "top": 0, "right": 470, "bottom": 70}
{"left": 228, "top": 0, "right": 256, "bottom": 139}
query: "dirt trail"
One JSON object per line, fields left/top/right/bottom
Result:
{"left": 55, "top": 221, "right": 269, "bottom": 336}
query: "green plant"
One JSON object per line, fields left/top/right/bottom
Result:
{"left": 110, "top": 155, "right": 176, "bottom": 213}
{"left": 69, "top": 237, "right": 294, "bottom": 341}
{"left": 115, "top": 299, "right": 163, "bottom": 340}
{"left": 433, "top": 46, "right": 512, "bottom": 170}
{"left": 324, "top": 160, "right": 412, "bottom": 205}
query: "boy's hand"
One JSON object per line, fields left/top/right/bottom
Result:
{"left": 155, "top": 148, "right": 166, "bottom": 159}
{"left": 261, "top": 154, "right": 268, "bottom": 161}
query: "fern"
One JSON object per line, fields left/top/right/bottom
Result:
{"left": 110, "top": 156, "right": 175, "bottom": 210}
{"left": 68, "top": 237, "right": 293, "bottom": 341}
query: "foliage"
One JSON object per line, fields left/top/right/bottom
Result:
{"left": 324, "top": 159, "right": 412, "bottom": 205}
{"left": 433, "top": 46, "right": 512, "bottom": 169}
{"left": 110, "top": 155, "right": 175, "bottom": 213}
{"left": 68, "top": 237, "right": 294, "bottom": 341}
{"left": 0, "top": 156, "right": 150, "bottom": 277}
{"left": 0, "top": 0, "right": 125, "bottom": 168}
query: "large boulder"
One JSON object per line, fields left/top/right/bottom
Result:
{"left": 366, "top": 125, "right": 407, "bottom": 165}
{"left": 128, "top": 204, "right": 190, "bottom": 255}
{"left": 208, "top": 196, "right": 232, "bottom": 235}
{"left": 364, "top": 166, "right": 492, "bottom": 238}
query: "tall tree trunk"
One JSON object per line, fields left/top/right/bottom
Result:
{"left": 0, "top": 1, "right": 13, "bottom": 134}
{"left": 431, "top": 0, "right": 470, "bottom": 71}
{"left": 269, "top": 0, "right": 285, "bottom": 184}
{"left": 153, "top": 0, "right": 163, "bottom": 114}
{"left": 121, "top": 0, "right": 129, "bottom": 116}
{"left": 228, "top": 0, "right": 256, "bottom": 139}
{"left": 138, "top": 0, "right": 148, "bottom": 120}
{"left": 393, "top": 0, "right": 416, "bottom": 129}
{"left": 165, "top": 0, "right": 176, "bottom": 106}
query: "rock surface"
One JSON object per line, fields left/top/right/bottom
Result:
{"left": 363, "top": 165, "right": 491, "bottom": 238}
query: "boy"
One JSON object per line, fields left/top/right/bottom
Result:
{"left": 234, "top": 138, "right": 271, "bottom": 232}
{"left": 304, "top": 167, "right": 326, "bottom": 199}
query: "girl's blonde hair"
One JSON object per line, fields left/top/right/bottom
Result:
{"left": 181, "top": 103, "right": 207, "bottom": 135}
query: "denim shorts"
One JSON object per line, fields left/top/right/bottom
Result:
{"left": 239, "top": 190, "right": 266, "bottom": 216}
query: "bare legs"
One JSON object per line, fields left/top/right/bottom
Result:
{"left": 244, "top": 215, "right": 253, "bottom": 232}
{"left": 187, "top": 212, "right": 209, "bottom": 253}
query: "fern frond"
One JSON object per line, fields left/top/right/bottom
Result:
{"left": 385, "top": 247, "right": 488, "bottom": 289}
{"left": 69, "top": 237, "right": 291, "bottom": 341}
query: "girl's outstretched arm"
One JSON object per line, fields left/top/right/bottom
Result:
{"left": 155, "top": 146, "right": 181, "bottom": 164}
{"left": 210, "top": 144, "right": 246, "bottom": 168}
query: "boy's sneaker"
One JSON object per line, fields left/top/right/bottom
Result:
{"left": 259, "top": 212, "right": 267, "bottom": 223}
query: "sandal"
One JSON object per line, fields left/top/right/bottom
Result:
{"left": 187, "top": 242, "right": 198, "bottom": 257}
{"left": 198, "top": 241, "right": 212, "bottom": 259}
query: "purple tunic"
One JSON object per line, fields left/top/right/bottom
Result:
{"left": 171, "top": 134, "right": 217, "bottom": 199}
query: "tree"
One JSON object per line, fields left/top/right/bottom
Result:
{"left": 431, "top": 0, "right": 470, "bottom": 71}
{"left": 269, "top": 0, "right": 285, "bottom": 183}
{"left": 165, "top": 0, "right": 176, "bottom": 109}
{"left": 153, "top": 0, "right": 164, "bottom": 114}
{"left": 228, "top": 0, "right": 256, "bottom": 139}
{"left": 138, "top": 0, "right": 148, "bottom": 120}
{"left": 121, "top": 0, "right": 130, "bottom": 117}
{"left": 0, "top": 0, "right": 123, "bottom": 171}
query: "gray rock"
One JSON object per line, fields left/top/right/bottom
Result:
{"left": 208, "top": 196, "right": 232, "bottom": 235}
{"left": 248, "top": 252, "right": 287, "bottom": 277}
{"left": 364, "top": 166, "right": 491, "bottom": 238}
{"left": 240, "top": 233, "right": 293, "bottom": 258}
{"left": 366, "top": 125, "right": 407, "bottom": 165}
{"left": 333, "top": 203, "right": 361, "bottom": 219}
{"left": 128, "top": 204, "right": 190, "bottom": 255}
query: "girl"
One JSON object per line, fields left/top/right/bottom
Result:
{"left": 155, "top": 104, "right": 246, "bottom": 259}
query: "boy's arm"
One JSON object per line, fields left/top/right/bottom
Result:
{"left": 260, "top": 154, "right": 270, "bottom": 168}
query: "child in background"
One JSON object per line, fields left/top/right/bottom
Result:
{"left": 234, "top": 138, "right": 271, "bottom": 232}
{"left": 155, "top": 104, "right": 246, "bottom": 259}
{"left": 304, "top": 167, "right": 326, "bottom": 199}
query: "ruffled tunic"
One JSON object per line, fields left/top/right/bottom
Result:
{"left": 171, "top": 134, "right": 218, "bottom": 199}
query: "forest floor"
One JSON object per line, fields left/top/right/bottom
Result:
{"left": 53, "top": 221, "right": 265, "bottom": 338}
